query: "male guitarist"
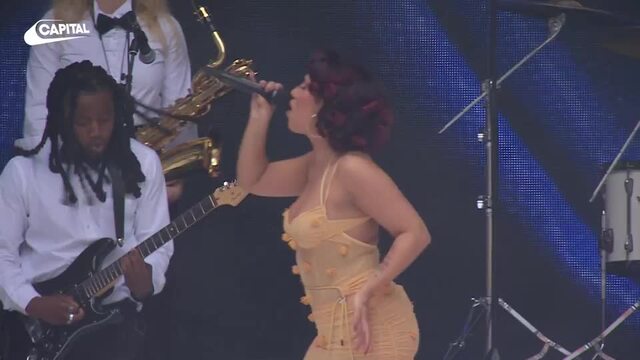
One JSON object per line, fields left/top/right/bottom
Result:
{"left": 0, "top": 60, "right": 173, "bottom": 359}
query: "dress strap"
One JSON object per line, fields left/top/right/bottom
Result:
{"left": 319, "top": 161, "right": 339, "bottom": 206}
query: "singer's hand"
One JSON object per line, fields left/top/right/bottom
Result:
{"left": 249, "top": 80, "right": 283, "bottom": 122}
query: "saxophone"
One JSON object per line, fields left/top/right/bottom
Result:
{"left": 160, "top": 136, "right": 221, "bottom": 181}
{"left": 135, "top": 3, "right": 255, "bottom": 178}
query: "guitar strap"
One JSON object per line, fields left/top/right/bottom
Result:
{"left": 108, "top": 163, "right": 125, "bottom": 247}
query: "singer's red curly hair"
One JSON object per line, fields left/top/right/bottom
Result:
{"left": 307, "top": 50, "right": 394, "bottom": 154}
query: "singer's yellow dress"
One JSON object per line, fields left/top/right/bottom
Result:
{"left": 282, "top": 162, "right": 420, "bottom": 359}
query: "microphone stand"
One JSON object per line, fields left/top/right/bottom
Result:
{"left": 124, "top": 32, "right": 188, "bottom": 137}
{"left": 441, "top": 13, "right": 566, "bottom": 360}
{"left": 121, "top": 30, "right": 138, "bottom": 138}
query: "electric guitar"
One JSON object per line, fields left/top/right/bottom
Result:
{"left": 4, "top": 181, "right": 247, "bottom": 360}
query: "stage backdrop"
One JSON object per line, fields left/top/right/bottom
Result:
{"left": 2, "top": 0, "right": 640, "bottom": 358}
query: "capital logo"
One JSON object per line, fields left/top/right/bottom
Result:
{"left": 24, "top": 20, "right": 91, "bottom": 46}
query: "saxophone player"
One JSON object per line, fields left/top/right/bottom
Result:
{"left": 18, "top": 0, "right": 194, "bottom": 205}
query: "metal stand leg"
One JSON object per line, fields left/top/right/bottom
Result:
{"left": 564, "top": 300, "right": 640, "bottom": 360}
{"left": 497, "top": 299, "right": 571, "bottom": 359}
{"left": 443, "top": 298, "right": 570, "bottom": 360}
{"left": 443, "top": 298, "right": 489, "bottom": 360}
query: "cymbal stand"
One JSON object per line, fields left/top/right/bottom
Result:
{"left": 440, "top": 13, "right": 566, "bottom": 360}
{"left": 438, "top": 14, "right": 565, "bottom": 134}
{"left": 565, "top": 212, "right": 619, "bottom": 360}
{"left": 592, "top": 210, "right": 615, "bottom": 360}
{"left": 585, "top": 78, "right": 640, "bottom": 360}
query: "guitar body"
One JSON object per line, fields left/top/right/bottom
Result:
{"left": 34, "top": 237, "right": 114, "bottom": 296}
{"left": 6, "top": 238, "right": 122, "bottom": 360}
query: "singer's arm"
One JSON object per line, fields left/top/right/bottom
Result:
{"left": 237, "top": 82, "right": 309, "bottom": 197}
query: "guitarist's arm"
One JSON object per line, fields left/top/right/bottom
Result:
{"left": 0, "top": 160, "right": 36, "bottom": 314}
{"left": 0, "top": 159, "right": 83, "bottom": 325}
{"left": 130, "top": 147, "right": 172, "bottom": 299}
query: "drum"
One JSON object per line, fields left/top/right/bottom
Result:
{"left": 604, "top": 162, "right": 640, "bottom": 278}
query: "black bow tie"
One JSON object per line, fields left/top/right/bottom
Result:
{"left": 96, "top": 11, "right": 136, "bottom": 35}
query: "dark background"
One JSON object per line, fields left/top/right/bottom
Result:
{"left": 2, "top": 0, "right": 640, "bottom": 359}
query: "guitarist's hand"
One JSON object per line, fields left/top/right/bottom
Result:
{"left": 25, "top": 294, "right": 85, "bottom": 326}
{"left": 121, "top": 249, "right": 153, "bottom": 301}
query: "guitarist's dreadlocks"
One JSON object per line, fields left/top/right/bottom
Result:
{"left": 17, "top": 60, "right": 145, "bottom": 204}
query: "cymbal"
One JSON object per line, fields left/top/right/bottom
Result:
{"left": 593, "top": 25, "right": 640, "bottom": 59}
{"left": 499, "top": 0, "right": 627, "bottom": 25}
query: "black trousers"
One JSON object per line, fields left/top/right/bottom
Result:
{"left": 2, "top": 299, "right": 146, "bottom": 360}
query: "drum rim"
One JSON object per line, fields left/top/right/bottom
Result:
{"left": 601, "top": 160, "right": 640, "bottom": 171}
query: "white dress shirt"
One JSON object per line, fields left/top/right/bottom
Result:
{"left": 0, "top": 139, "right": 173, "bottom": 314}
{"left": 18, "top": 0, "right": 194, "bottom": 149}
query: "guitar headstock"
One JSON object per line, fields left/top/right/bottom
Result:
{"left": 213, "top": 180, "right": 248, "bottom": 207}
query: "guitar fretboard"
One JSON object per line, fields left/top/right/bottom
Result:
{"left": 78, "top": 194, "right": 218, "bottom": 298}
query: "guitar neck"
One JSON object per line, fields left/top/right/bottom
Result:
{"left": 78, "top": 194, "right": 219, "bottom": 298}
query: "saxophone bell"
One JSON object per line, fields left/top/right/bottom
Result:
{"left": 160, "top": 136, "right": 222, "bottom": 182}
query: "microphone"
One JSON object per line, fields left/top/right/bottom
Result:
{"left": 126, "top": 15, "right": 155, "bottom": 64}
{"left": 201, "top": 66, "right": 284, "bottom": 103}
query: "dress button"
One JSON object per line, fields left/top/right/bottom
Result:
{"left": 325, "top": 267, "right": 337, "bottom": 277}
{"left": 338, "top": 244, "right": 349, "bottom": 256}
{"left": 291, "top": 265, "right": 300, "bottom": 275}
{"left": 383, "top": 282, "right": 394, "bottom": 295}
{"left": 409, "top": 331, "right": 418, "bottom": 341}
{"left": 300, "top": 295, "right": 312, "bottom": 305}
{"left": 302, "top": 261, "right": 312, "bottom": 272}
{"left": 314, "top": 335, "right": 327, "bottom": 349}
